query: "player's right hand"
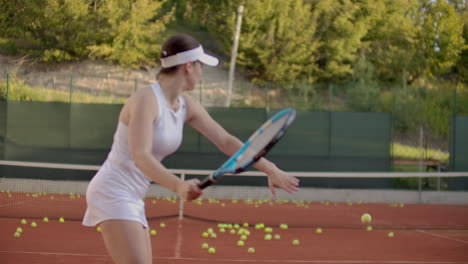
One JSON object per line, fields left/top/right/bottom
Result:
{"left": 176, "top": 179, "right": 203, "bottom": 201}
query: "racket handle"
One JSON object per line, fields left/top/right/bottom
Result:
{"left": 198, "top": 176, "right": 216, "bottom": 189}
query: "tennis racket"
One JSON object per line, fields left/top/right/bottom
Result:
{"left": 198, "top": 108, "right": 296, "bottom": 189}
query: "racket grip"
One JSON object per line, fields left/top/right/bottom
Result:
{"left": 198, "top": 176, "right": 216, "bottom": 189}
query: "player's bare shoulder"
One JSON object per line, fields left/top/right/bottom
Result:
{"left": 120, "top": 87, "right": 158, "bottom": 124}
{"left": 182, "top": 94, "right": 204, "bottom": 122}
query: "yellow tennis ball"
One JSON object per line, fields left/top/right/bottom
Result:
{"left": 361, "top": 213, "right": 372, "bottom": 224}
{"left": 264, "top": 227, "right": 273, "bottom": 233}
{"left": 21, "top": 219, "right": 27, "bottom": 225}
{"left": 219, "top": 228, "right": 226, "bottom": 233}
{"left": 59, "top": 217, "right": 65, "bottom": 223}
{"left": 292, "top": 239, "right": 300, "bottom": 245}
{"left": 159, "top": 222, "right": 166, "bottom": 228}
{"left": 210, "top": 233, "right": 217, "bottom": 239}
{"left": 229, "top": 229, "right": 236, "bottom": 235}
{"left": 96, "top": 226, "right": 102, "bottom": 232}
{"left": 274, "top": 234, "right": 281, "bottom": 240}
{"left": 264, "top": 234, "right": 272, "bottom": 240}
{"left": 16, "top": 227, "right": 23, "bottom": 233}
{"left": 208, "top": 247, "right": 216, "bottom": 254}
{"left": 202, "top": 232, "right": 209, "bottom": 238}
{"left": 366, "top": 225, "right": 373, "bottom": 231}
{"left": 31, "top": 222, "right": 37, "bottom": 228}
{"left": 315, "top": 228, "right": 323, "bottom": 234}
{"left": 248, "top": 247, "right": 255, "bottom": 253}
{"left": 240, "top": 235, "right": 247, "bottom": 240}
{"left": 202, "top": 243, "right": 209, "bottom": 249}
{"left": 43, "top": 217, "right": 49, "bottom": 223}
{"left": 279, "top": 224, "right": 288, "bottom": 230}
{"left": 388, "top": 232, "right": 395, "bottom": 238}
{"left": 14, "top": 232, "right": 21, "bottom": 238}
{"left": 243, "top": 222, "right": 249, "bottom": 227}
{"left": 150, "top": 229, "right": 157, "bottom": 236}
{"left": 237, "top": 240, "right": 244, "bottom": 246}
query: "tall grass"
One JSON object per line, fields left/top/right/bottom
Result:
{"left": 0, "top": 74, "right": 126, "bottom": 104}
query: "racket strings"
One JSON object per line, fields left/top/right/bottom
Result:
{"left": 237, "top": 115, "right": 289, "bottom": 166}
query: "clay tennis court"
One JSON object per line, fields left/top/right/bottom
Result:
{"left": 1, "top": 191, "right": 467, "bottom": 264}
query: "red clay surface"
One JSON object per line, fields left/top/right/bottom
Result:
{"left": 1, "top": 192, "right": 467, "bottom": 264}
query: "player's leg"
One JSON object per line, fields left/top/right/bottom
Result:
{"left": 100, "top": 220, "right": 152, "bottom": 264}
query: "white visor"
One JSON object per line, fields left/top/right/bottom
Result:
{"left": 160, "top": 45, "right": 219, "bottom": 68}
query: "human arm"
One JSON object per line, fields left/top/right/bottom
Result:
{"left": 125, "top": 89, "right": 202, "bottom": 200}
{"left": 184, "top": 95, "right": 299, "bottom": 197}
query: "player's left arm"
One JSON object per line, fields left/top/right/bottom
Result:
{"left": 184, "top": 95, "right": 299, "bottom": 195}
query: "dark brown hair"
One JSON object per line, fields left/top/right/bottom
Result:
{"left": 157, "top": 34, "right": 200, "bottom": 77}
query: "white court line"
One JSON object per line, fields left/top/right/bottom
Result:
{"left": 0, "top": 251, "right": 466, "bottom": 264}
{"left": 174, "top": 219, "right": 183, "bottom": 258}
{"left": 417, "top": 229, "right": 468, "bottom": 244}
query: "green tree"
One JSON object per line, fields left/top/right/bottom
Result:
{"left": 311, "top": 0, "right": 370, "bottom": 82}
{"left": 415, "top": 0, "right": 465, "bottom": 77}
{"left": 361, "top": 0, "right": 419, "bottom": 83}
{"left": 88, "top": 0, "right": 171, "bottom": 67}
{"left": 0, "top": 0, "right": 93, "bottom": 61}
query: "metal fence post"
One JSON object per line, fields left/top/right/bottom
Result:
{"left": 69, "top": 75, "right": 73, "bottom": 103}
{"left": 6, "top": 73, "right": 10, "bottom": 100}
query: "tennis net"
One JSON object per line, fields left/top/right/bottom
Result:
{"left": 1, "top": 160, "right": 467, "bottom": 230}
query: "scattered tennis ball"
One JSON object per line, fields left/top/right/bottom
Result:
{"left": 159, "top": 222, "right": 166, "bottom": 228}
{"left": 21, "top": 219, "right": 27, "bottom": 225}
{"left": 361, "top": 213, "right": 372, "bottom": 224}
{"left": 243, "top": 222, "right": 249, "bottom": 227}
{"left": 16, "top": 227, "right": 23, "bottom": 233}
{"left": 264, "top": 234, "right": 272, "bottom": 240}
{"left": 96, "top": 226, "right": 102, "bottom": 232}
{"left": 14, "top": 232, "right": 21, "bottom": 238}
{"left": 244, "top": 230, "right": 251, "bottom": 236}
{"left": 315, "top": 228, "right": 323, "bottom": 234}
{"left": 292, "top": 239, "right": 300, "bottom": 245}
{"left": 248, "top": 247, "right": 255, "bottom": 253}
{"left": 264, "top": 227, "right": 273, "bottom": 233}
{"left": 237, "top": 240, "right": 245, "bottom": 246}
{"left": 279, "top": 224, "right": 288, "bottom": 230}
{"left": 30, "top": 222, "right": 37, "bottom": 228}
{"left": 202, "top": 232, "right": 209, "bottom": 238}
{"left": 208, "top": 247, "right": 216, "bottom": 254}
{"left": 274, "top": 234, "right": 281, "bottom": 240}
{"left": 219, "top": 228, "right": 226, "bottom": 233}
{"left": 202, "top": 243, "right": 209, "bottom": 249}
{"left": 234, "top": 224, "right": 240, "bottom": 229}
{"left": 366, "top": 225, "right": 373, "bottom": 231}
{"left": 388, "top": 232, "right": 395, "bottom": 238}
{"left": 210, "top": 233, "right": 217, "bottom": 239}
{"left": 43, "top": 217, "right": 49, "bottom": 223}
{"left": 150, "top": 229, "right": 157, "bottom": 236}
{"left": 240, "top": 235, "right": 247, "bottom": 241}
{"left": 59, "top": 217, "right": 65, "bottom": 223}
{"left": 229, "top": 229, "right": 236, "bottom": 235}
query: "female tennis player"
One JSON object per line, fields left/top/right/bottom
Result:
{"left": 82, "top": 33, "right": 300, "bottom": 264}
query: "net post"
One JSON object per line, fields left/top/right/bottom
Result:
{"left": 178, "top": 173, "right": 185, "bottom": 220}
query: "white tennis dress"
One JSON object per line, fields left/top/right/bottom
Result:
{"left": 82, "top": 83, "right": 186, "bottom": 228}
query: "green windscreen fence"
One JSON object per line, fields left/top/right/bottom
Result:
{"left": 449, "top": 115, "right": 468, "bottom": 189}
{"left": 0, "top": 102, "right": 391, "bottom": 187}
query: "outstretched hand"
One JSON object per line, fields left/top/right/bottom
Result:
{"left": 267, "top": 168, "right": 300, "bottom": 198}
